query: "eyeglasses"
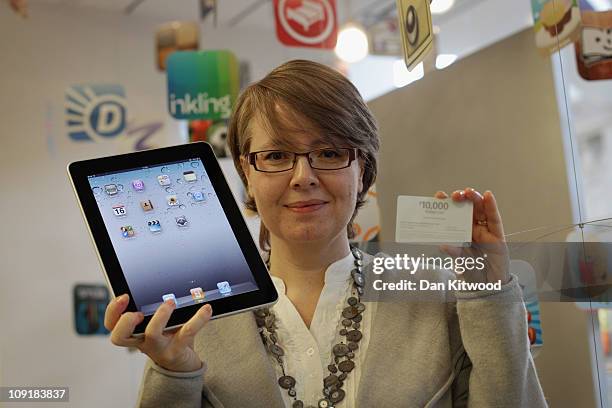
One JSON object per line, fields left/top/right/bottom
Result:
{"left": 248, "top": 147, "right": 358, "bottom": 173}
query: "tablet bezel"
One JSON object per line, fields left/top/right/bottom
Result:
{"left": 68, "top": 142, "right": 277, "bottom": 335}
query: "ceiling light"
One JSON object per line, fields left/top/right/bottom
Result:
{"left": 335, "top": 24, "right": 369, "bottom": 63}
{"left": 587, "top": 0, "right": 612, "bottom": 11}
{"left": 393, "top": 60, "right": 424, "bottom": 88}
{"left": 430, "top": 0, "right": 455, "bottom": 14}
{"left": 435, "top": 54, "right": 457, "bottom": 69}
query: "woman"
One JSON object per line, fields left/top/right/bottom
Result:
{"left": 105, "top": 60, "right": 547, "bottom": 407}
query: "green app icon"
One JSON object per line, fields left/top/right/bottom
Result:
{"left": 167, "top": 50, "right": 239, "bottom": 120}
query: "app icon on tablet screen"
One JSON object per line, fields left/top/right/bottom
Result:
{"left": 183, "top": 170, "right": 197, "bottom": 182}
{"left": 120, "top": 225, "right": 135, "bottom": 238}
{"left": 192, "top": 191, "right": 205, "bottom": 202}
{"left": 157, "top": 175, "right": 171, "bottom": 186}
{"left": 147, "top": 220, "right": 162, "bottom": 233}
{"left": 175, "top": 215, "right": 189, "bottom": 227}
{"left": 167, "top": 195, "right": 179, "bottom": 206}
{"left": 140, "top": 200, "right": 154, "bottom": 211}
{"left": 190, "top": 287, "right": 205, "bottom": 302}
{"left": 112, "top": 204, "right": 126, "bottom": 216}
{"left": 132, "top": 179, "right": 145, "bottom": 191}
{"left": 217, "top": 281, "right": 231, "bottom": 294}
{"left": 104, "top": 184, "right": 118, "bottom": 195}
{"left": 162, "top": 293, "right": 176, "bottom": 305}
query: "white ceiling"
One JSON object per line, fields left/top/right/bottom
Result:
{"left": 28, "top": 0, "right": 526, "bottom": 62}
{"left": 30, "top": 0, "right": 479, "bottom": 29}
{"left": 29, "top": 0, "right": 612, "bottom": 127}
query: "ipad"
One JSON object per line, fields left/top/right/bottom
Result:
{"left": 68, "top": 142, "right": 277, "bottom": 335}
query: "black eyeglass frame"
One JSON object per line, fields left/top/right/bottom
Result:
{"left": 247, "top": 147, "right": 359, "bottom": 173}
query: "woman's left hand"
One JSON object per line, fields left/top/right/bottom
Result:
{"left": 435, "top": 188, "right": 510, "bottom": 285}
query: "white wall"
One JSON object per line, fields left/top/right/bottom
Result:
{"left": 0, "top": 4, "right": 184, "bottom": 408}
{"left": 3, "top": 2, "right": 609, "bottom": 407}
{"left": 367, "top": 28, "right": 601, "bottom": 407}
{"left": 0, "top": 3, "right": 353, "bottom": 406}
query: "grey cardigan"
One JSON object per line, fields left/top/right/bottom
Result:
{"left": 136, "top": 253, "right": 547, "bottom": 407}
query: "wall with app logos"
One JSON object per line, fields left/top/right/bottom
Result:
{"left": 0, "top": 2, "right": 349, "bottom": 406}
{"left": 1, "top": 2, "right": 607, "bottom": 407}
{"left": 0, "top": 4, "right": 183, "bottom": 408}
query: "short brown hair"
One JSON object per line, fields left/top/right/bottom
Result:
{"left": 227, "top": 59, "right": 379, "bottom": 251}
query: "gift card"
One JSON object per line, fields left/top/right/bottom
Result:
{"left": 395, "top": 195, "right": 472, "bottom": 245}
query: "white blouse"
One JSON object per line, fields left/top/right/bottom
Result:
{"left": 267, "top": 251, "right": 377, "bottom": 408}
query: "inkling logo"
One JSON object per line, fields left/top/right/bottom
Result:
{"left": 169, "top": 92, "right": 232, "bottom": 119}
{"left": 166, "top": 50, "right": 239, "bottom": 121}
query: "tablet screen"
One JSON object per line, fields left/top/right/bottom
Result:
{"left": 87, "top": 158, "right": 259, "bottom": 316}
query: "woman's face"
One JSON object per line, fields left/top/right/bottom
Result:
{"left": 241, "top": 116, "right": 364, "bottom": 246}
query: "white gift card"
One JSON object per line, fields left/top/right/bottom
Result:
{"left": 395, "top": 195, "right": 473, "bottom": 245}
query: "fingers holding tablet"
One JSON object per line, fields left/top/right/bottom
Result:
{"left": 139, "top": 301, "right": 211, "bottom": 372}
{"left": 104, "top": 294, "right": 212, "bottom": 372}
{"left": 104, "top": 294, "right": 130, "bottom": 331}
{"left": 144, "top": 300, "right": 177, "bottom": 345}
{"left": 176, "top": 304, "right": 213, "bottom": 344}
{"left": 105, "top": 294, "right": 145, "bottom": 347}
{"left": 110, "top": 310, "right": 145, "bottom": 348}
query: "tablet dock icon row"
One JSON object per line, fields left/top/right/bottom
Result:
{"left": 161, "top": 283, "right": 232, "bottom": 306}
{"left": 120, "top": 216, "right": 188, "bottom": 237}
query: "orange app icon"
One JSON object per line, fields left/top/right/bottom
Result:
{"left": 190, "top": 287, "right": 205, "bottom": 302}
{"left": 140, "top": 199, "right": 154, "bottom": 211}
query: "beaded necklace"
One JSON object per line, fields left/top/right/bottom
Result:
{"left": 254, "top": 246, "right": 366, "bottom": 408}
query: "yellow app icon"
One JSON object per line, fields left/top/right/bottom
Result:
{"left": 140, "top": 200, "right": 154, "bottom": 212}
{"left": 397, "top": 0, "right": 433, "bottom": 71}
{"left": 190, "top": 287, "right": 205, "bottom": 303}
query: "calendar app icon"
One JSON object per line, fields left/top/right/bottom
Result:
{"left": 112, "top": 204, "right": 127, "bottom": 217}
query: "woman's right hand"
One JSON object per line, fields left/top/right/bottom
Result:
{"left": 104, "top": 294, "right": 213, "bottom": 372}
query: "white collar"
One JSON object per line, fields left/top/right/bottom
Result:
{"left": 270, "top": 250, "right": 357, "bottom": 294}
{"left": 324, "top": 250, "right": 357, "bottom": 283}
